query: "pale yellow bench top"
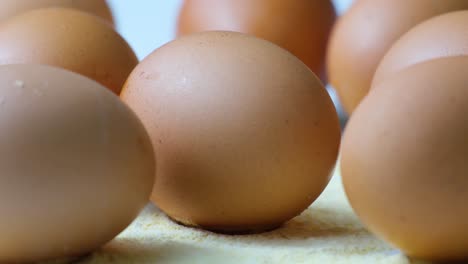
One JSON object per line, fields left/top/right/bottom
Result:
{"left": 65, "top": 171, "right": 431, "bottom": 264}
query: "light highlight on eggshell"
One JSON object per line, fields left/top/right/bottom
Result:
{"left": 0, "top": 0, "right": 114, "bottom": 25}
{"left": 0, "top": 64, "right": 155, "bottom": 263}
{"left": 121, "top": 31, "right": 341, "bottom": 233}
{"left": 341, "top": 56, "right": 468, "bottom": 262}
{"left": 327, "top": 0, "right": 468, "bottom": 114}
{"left": 0, "top": 7, "right": 138, "bottom": 94}
{"left": 177, "top": 0, "right": 336, "bottom": 82}
{"left": 372, "top": 10, "right": 468, "bottom": 87}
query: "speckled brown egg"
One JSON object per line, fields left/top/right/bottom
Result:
{"left": 0, "top": 64, "right": 155, "bottom": 263}
{"left": 121, "top": 31, "right": 340, "bottom": 233}
{"left": 341, "top": 56, "right": 468, "bottom": 262}
{"left": 177, "top": 0, "right": 336, "bottom": 82}
{"left": 0, "top": 0, "right": 114, "bottom": 25}
{"left": 327, "top": 0, "right": 468, "bottom": 114}
{"left": 372, "top": 10, "right": 468, "bottom": 87}
{"left": 0, "top": 7, "right": 137, "bottom": 94}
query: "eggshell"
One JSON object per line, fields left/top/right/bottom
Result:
{"left": 121, "top": 31, "right": 340, "bottom": 233}
{"left": 341, "top": 56, "right": 468, "bottom": 261}
{"left": 373, "top": 10, "right": 468, "bottom": 87}
{"left": 177, "top": 0, "right": 336, "bottom": 82}
{"left": 327, "top": 0, "right": 468, "bottom": 114}
{"left": 0, "top": 64, "right": 155, "bottom": 263}
{"left": 0, "top": 7, "right": 138, "bottom": 94}
{"left": 0, "top": 0, "right": 114, "bottom": 25}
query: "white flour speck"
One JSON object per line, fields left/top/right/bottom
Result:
{"left": 14, "top": 80, "right": 24, "bottom": 88}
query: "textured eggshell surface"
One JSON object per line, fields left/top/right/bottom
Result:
{"left": 327, "top": 0, "right": 468, "bottom": 114}
{"left": 121, "top": 31, "right": 341, "bottom": 233}
{"left": 372, "top": 10, "right": 468, "bottom": 87}
{"left": 0, "top": 64, "right": 155, "bottom": 263}
{"left": 341, "top": 56, "right": 468, "bottom": 262}
{"left": 177, "top": 0, "right": 336, "bottom": 82}
{"left": 0, "top": 7, "right": 138, "bottom": 94}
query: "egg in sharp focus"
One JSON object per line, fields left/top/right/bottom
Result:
{"left": 327, "top": 0, "right": 468, "bottom": 114}
{"left": 121, "top": 31, "right": 341, "bottom": 233}
{"left": 341, "top": 56, "right": 468, "bottom": 262}
{"left": 0, "top": 64, "right": 155, "bottom": 263}
{"left": 0, "top": 7, "right": 138, "bottom": 94}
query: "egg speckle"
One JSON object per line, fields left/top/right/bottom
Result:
{"left": 121, "top": 31, "right": 340, "bottom": 233}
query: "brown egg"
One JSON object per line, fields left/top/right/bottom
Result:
{"left": 373, "top": 10, "right": 468, "bottom": 87}
{"left": 121, "top": 31, "right": 340, "bottom": 233}
{"left": 341, "top": 56, "right": 468, "bottom": 261}
{"left": 0, "top": 0, "right": 114, "bottom": 25}
{"left": 177, "top": 0, "right": 336, "bottom": 82}
{"left": 0, "top": 64, "right": 155, "bottom": 263}
{"left": 327, "top": 0, "right": 468, "bottom": 114}
{"left": 0, "top": 7, "right": 137, "bottom": 94}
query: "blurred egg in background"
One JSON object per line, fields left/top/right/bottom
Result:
{"left": 326, "top": 0, "right": 468, "bottom": 115}
{"left": 108, "top": 0, "right": 353, "bottom": 60}
{"left": 0, "top": 7, "right": 138, "bottom": 94}
{"left": 177, "top": 0, "right": 337, "bottom": 83}
{"left": 0, "top": 0, "right": 114, "bottom": 25}
{"left": 107, "top": 0, "right": 354, "bottom": 127}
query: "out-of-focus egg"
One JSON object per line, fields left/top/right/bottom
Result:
{"left": 373, "top": 10, "right": 468, "bottom": 87}
{"left": 327, "top": 0, "right": 468, "bottom": 114}
{"left": 121, "top": 31, "right": 340, "bottom": 233}
{"left": 177, "top": 0, "right": 336, "bottom": 82}
{"left": 341, "top": 56, "right": 468, "bottom": 262}
{"left": 0, "top": 7, "right": 138, "bottom": 94}
{"left": 0, "top": 64, "right": 155, "bottom": 263}
{"left": 0, "top": 0, "right": 114, "bottom": 25}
